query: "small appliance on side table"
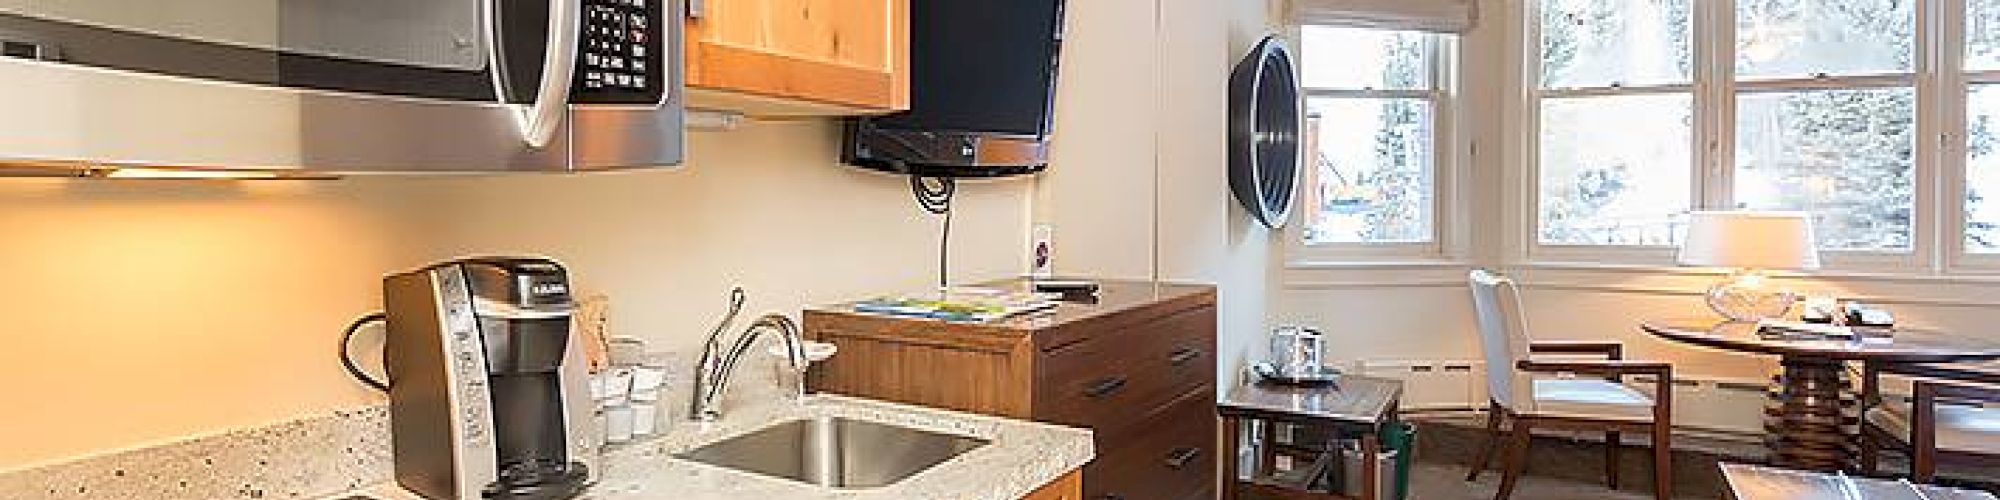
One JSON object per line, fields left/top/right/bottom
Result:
{"left": 1252, "top": 326, "right": 1342, "bottom": 385}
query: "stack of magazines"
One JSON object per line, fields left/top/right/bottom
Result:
{"left": 851, "top": 287, "right": 1060, "bottom": 323}
{"left": 1754, "top": 319, "right": 1856, "bottom": 340}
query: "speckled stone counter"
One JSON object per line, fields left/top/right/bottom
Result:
{"left": 0, "top": 394, "right": 1092, "bottom": 500}
{"left": 0, "top": 406, "right": 394, "bottom": 500}
{"left": 341, "top": 394, "right": 1095, "bottom": 500}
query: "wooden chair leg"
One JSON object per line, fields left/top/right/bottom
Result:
{"left": 1605, "top": 431, "right": 1621, "bottom": 490}
{"left": 1913, "top": 383, "right": 1939, "bottom": 483}
{"left": 1651, "top": 422, "right": 1672, "bottom": 500}
{"left": 1859, "top": 430, "right": 1880, "bottom": 476}
{"left": 1495, "top": 419, "right": 1534, "bottom": 500}
{"left": 1467, "top": 402, "right": 1503, "bottom": 481}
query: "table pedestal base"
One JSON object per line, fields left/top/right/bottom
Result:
{"left": 1763, "top": 356, "right": 1857, "bottom": 471}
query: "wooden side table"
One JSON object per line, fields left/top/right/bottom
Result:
{"left": 1218, "top": 375, "right": 1404, "bottom": 500}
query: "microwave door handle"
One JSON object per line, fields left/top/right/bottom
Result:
{"left": 511, "top": 0, "right": 582, "bottom": 148}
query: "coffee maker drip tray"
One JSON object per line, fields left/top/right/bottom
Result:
{"left": 483, "top": 460, "right": 589, "bottom": 500}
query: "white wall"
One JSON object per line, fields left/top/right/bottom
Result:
{"left": 1034, "top": 0, "right": 1161, "bottom": 281}
{"left": 1032, "top": 0, "right": 1289, "bottom": 390}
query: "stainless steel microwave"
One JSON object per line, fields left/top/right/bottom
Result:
{"left": 0, "top": 0, "right": 683, "bottom": 175}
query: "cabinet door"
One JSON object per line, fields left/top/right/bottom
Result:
{"left": 684, "top": 0, "right": 909, "bottom": 115}
{"left": 1018, "top": 470, "right": 1082, "bottom": 500}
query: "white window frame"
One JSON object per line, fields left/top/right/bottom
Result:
{"left": 1946, "top": 0, "right": 2000, "bottom": 272}
{"left": 1286, "top": 25, "right": 1467, "bottom": 266}
{"left": 1523, "top": 0, "right": 1702, "bottom": 265}
{"left": 1523, "top": 0, "right": 1987, "bottom": 275}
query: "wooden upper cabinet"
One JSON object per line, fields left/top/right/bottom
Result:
{"left": 683, "top": 0, "right": 910, "bottom": 116}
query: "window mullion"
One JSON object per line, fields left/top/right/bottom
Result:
{"left": 1540, "top": 84, "right": 1694, "bottom": 98}
{"left": 1520, "top": 0, "right": 1545, "bottom": 260}
{"left": 1941, "top": 0, "right": 1972, "bottom": 270}
{"left": 1734, "top": 74, "right": 1920, "bottom": 91}
{"left": 1698, "top": 0, "right": 1736, "bottom": 210}
{"left": 1303, "top": 88, "right": 1433, "bottom": 99}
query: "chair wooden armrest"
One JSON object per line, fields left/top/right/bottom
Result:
{"left": 1909, "top": 378, "right": 2000, "bottom": 481}
{"left": 1518, "top": 359, "right": 1674, "bottom": 422}
{"left": 1883, "top": 362, "right": 2000, "bottom": 386}
{"left": 1529, "top": 341, "right": 1624, "bottom": 359}
{"left": 1917, "top": 379, "right": 2000, "bottom": 401}
{"left": 1862, "top": 361, "right": 1999, "bottom": 408}
{"left": 1517, "top": 359, "right": 1670, "bottom": 377}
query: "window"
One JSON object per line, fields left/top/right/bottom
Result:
{"left": 1297, "top": 25, "right": 1447, "bottom": 247}
{"left": 1535, "top": 0, "right": 1694, "bottom": 246}
{"left": 1530, "top": 0, "right": 1975, "bottom": 264}
{"left": 1966, "top": 0, "right": 2000, "bottom": 252}
{"left": 1733, "top": 0, "right": 1916, "bottom": 251}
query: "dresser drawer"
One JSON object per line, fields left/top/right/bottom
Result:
{"left": 1035, "top": 305, "right": 1215, "bottom": 435}
{"left": 1083, "top": 387, "right": 1216, "bottom": 500}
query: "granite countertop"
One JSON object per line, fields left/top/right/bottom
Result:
{"left": 336, "top": 394, "right": 1094, "bottom": 500}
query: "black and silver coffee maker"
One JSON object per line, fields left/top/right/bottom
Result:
{"left": 382, "top": 257, "right": 597, "bottom": 500}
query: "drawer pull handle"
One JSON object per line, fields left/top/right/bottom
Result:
{"left": 1098, "top": 495, "right": 1125, "bottom": 500}
{"left": 1164, "top": 447, "right": 1202, "bottom": 469}
{"left": 1084, "top": 376, "right": 1128, "bottom": 398}
{"left": 1168, "top": 347, "right": 1201, "bottom": 366}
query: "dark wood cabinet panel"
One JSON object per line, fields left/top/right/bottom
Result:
{"left": 804, "top": 279, "right": 1218, "bottom": 499}
{"left": 1084, "top": 387, "right": 1218, "bottom": 500}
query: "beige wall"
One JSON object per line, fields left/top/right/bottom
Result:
{"left": 404, "top": 121, "right": 1033, "bottom": 357}
{"left": 0, "top": 121, "right": 1032, "bottom": 470}
{"left": 0, "top": 0, "right": 1273, "bottom": 470}
{"left": 0, "top": 179, "right": 436, "bottom": 468}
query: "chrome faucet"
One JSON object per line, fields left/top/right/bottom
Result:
{"left": 690, "top": 288, "right": 809, "bottom": 422}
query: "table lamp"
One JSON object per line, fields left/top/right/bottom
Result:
{"left": 1677, "top": 211, "right": 1820, "bottom": 322}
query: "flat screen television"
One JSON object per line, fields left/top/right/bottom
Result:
{"left": 842, "top": 0, "right": 1066, "bottom": 178}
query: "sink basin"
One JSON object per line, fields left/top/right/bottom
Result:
{"left": 675, "top": 416, "right": 990, "bottom": 488}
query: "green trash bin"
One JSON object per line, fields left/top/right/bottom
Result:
{"left": 1383, "top": 422, "right": 1416, "bottom": 500}
{"left": 1328, "top": 422, "right": 1415, "bottom": 500}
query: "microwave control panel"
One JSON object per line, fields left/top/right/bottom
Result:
{"left": 574, "top": 0, "right": 664, "bottom": 104}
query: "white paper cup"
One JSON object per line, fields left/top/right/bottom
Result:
{"left": 604, "top": 405, "right": 634, "bottom": 443}
{"left": 631, "top": 402, "right": 659, "bottom": 436}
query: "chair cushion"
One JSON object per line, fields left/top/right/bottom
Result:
{"left": 1866, "top": 401, "right": 2000, "bottom": 455}
{"left": 1527, "top": 378, "right": 1657, "bottom": 422}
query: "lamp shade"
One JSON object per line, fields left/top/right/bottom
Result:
{"left": 1677, "top": 211, "right": 1820, "bottom": 270}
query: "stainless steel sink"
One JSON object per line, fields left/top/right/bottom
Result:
{"left": 675, "top": 416, "right": 990, "bottom": 488}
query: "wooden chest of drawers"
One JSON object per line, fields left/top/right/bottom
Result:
{"left": 805, "top": 279, "right": 1218, "bottom": 500}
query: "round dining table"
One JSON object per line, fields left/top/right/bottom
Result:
{"left": 1640, "top": 319, "right": 2000, "bottom": 472}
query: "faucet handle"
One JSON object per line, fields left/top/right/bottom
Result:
{"left": 703, "top": 287, "right": 747, "bottom": 350}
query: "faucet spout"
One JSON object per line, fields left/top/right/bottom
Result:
{"left": 690, "top": 308, "right": 808, "bottom": 422}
